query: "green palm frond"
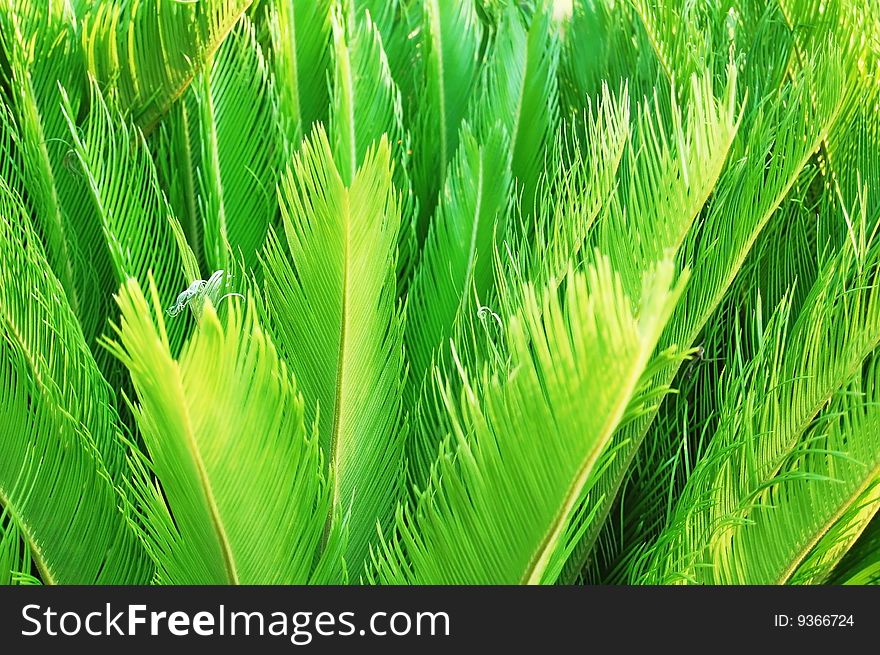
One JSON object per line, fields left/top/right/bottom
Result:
{"left": 3, "top": 0, "right": 880, "bottom": 589}
{"left": 637, "top": 230, "right": 880, "bottom": 583}
{"left": 830, "top": 515, "right": 880, "bottom": 585}
{"left": 559, "top": 0, "right": 654, "bottom": 109}
{"left": 268, "top": 0, "right": 332, "bottom": 149}
{"left": 103, "top": 277, "right": 344, "bottom": 584}
{"left": 81, "top": 0, "right": 253, "bottom": 132}
{"left": 404, "top": 122, "right": 512, "bottom": 487}
{"left": 261, "top": 128, "right": 405, "bottom": 576}
{"left": 0, "top": 180, "right": 151, "bottom": 585}
{"left": 523, "top": 83, "right": 630, "bottom": 292}
{"left": 0, "top": 510, "right": 31, "bottom": 585}
{"left": 478, "top": 4, "right": 560, "bottom": 217}
{"left": 0, "top": 1, "right": 111, "bottom": 343}
{"left": 61, "top": 80, "right": 200, "bottom": 353}
{"left": 193, "top": 15, "right": 282, "bottom": 272}
{"left": 595, "top": 64, "right": 740, "bottom": 299}
{"left": 561, "top": 42, "right": 848, "bottom": 582}
{"left": 328, "top": 3, "right": 416, "bottom": 282}
{"left": 412, "top": 0, "right": 483, "bottom": 238}
{"left": 370, "top": 256, "right": 686, "bottom": 584}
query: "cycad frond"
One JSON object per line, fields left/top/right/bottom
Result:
{"left": 561, "top": 43, "right": 848, "bottom": 582}
{"left": 268, "top": 0, "right": 333, "bottom": 149}
{"left": 193, "top": 15, "right": 282, "bottom": 272}
{"left": 0, "top": 511, "right": 30, "bottom": 585}
{"left": 61, "top": 80, "right": 200, "bottom": 353}
{"left": 0, "top": 181, "right": 151, "bottom": 585}
{"left": 0, "top": 2, "right": 110, "bottom": 344}
{"left": 412, "top": 0, "right": 483, "bottom": 237}
{"left": 81, "top": 0, "right": 253, "bottom": 131}
{"left": 404, "top": 123, "right": 512, "bottom": 488}
{"left": 477, "top": 4, "right": 561, "bottom": 217}
{"left": 328, "top": 4, "right": 416, "bottom": 282}
{"left": 103, "top": 278, "right": 344, "bottom": 584}
{"left": 261, "top": 128, "right": 405, "bottom": 576}
{"left": 638, "top": 234, "right": 880, "bottom": 583}
{"left": 829, "top": 514, "right": 880, "bottom": 585}
{"left": 370, "top": 256, "right": 685, "bottom": 584}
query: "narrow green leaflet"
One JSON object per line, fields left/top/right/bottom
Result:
{"left": 562, "top": 45, "right": 847, "bottom": 582}
{"left": 0, "top": 1, "right": 114, "bottom": 346}
{"left": 328, "top": 4, "right": 415, "bottom": 282}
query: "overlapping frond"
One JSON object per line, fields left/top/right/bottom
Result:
{"left": 193, "top": 15, "right": 282, "bottom": 272}
{"left": 81, "top": 0, "right": 253, "bottom": 131}
{"left": 404, "top": 123, "right": 512, "bottom": 487}
{"left": 0, "top": 1, "right": 113, "bottom": 345}
{"left": 261, "top": 128, "right": 405, "bottom": 576}
{"left": 61, "top": 80, "right": 200, "bottom": 353}
{"left": 412, "top": 0, "right": 483, "bottom": 238}
{"left": 268, "top": 0, "right": 333, "bottom": 149}
{"left": 830, "top": 515, "right": 880, "bottom": 585}
{"left": 370, "top": 257, "right": 685, "bottom": 584}
{"left": 636, "top": 233, "right": 880, "bottom": 584}
{"left": 561, "top": 43, "right": 848, "bottom": 582}
{"left": 328, "top": 4, "right": 416, "bottom": 282}
{"left": 103, "top": 277, "right": 344, "bottom": 584}
{"left": 476, "top": 4, "right": 561, "bottom": 216}
{"left": 0, "top": 181, "right": 150, "bottom": 585}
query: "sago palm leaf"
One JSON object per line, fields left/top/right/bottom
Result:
{"left": 478, "top": 4, "right": 560, "bottom": 217}
{"left": 370, "top": 256, "right": 686, "bottom": 584}
{"left": 103, "top": 277, "right": 345, "bottom": 584}
{"left": 0, "top": 510, "right": 31, "bottom": 585}
{"left": 81, "top": 0, "right": 253, "bottom": 132}
{"left": 193, "top": 15, "right": 282, "bottom": 272}
{"left": 561, "top": 44, "right": 849, "bottom": 582}
{"left": 0, "top": 181, "right": 151, "bottom": 585}
{"left": 637, "top": 232, "right": 880, "bottom": 583}
{"left": 328, "top": 3, "right": 416, "bottom": 283}
{"left": 829, "top": 515, "right": 880, "bottom": 585}
{"left": 268, "top": 0, "right": 333, "bottom": 149}
{"left": 404, "top": 122, "right": 512, "bottom": 487}
{"left": 61, "top": 80, "right": 201, "bottom": 353}
{"left": 523, "top": 83, "right": 630, "bottom": 293}
{"left": 261, "top": 128, "right": 405, "bottom": 576}
{"left": 412, "top": 0, "right": 483, "bottom": 238}
{"left": 0, "top": 1, "right": 115, "bottom": 347}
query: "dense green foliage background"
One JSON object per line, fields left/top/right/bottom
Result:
{"left": 1, "top": 0, "right": 879, "bottom": 585}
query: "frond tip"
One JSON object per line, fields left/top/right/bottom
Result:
{"left": 103, "top": 275, "right": 344, "bottom": 584}
{"left": 370, "top": 256, "right": 687, "bottom": 585}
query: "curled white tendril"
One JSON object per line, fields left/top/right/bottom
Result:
{"left": 477, "top": 305, "right": 503, "bottom": 331}
{"left": 166, "top": 269, "right": 244, "bottom": 318}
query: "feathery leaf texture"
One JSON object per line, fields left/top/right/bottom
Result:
{"left": 2, "top": 0, "right": 880, "bottom": 587}
{"left": 262, "top": 127, "right": 405, "bottom": 576}
{"left": 0, "top": 182, "right": 150, "bottom": 585}
{"left": 82, "top": 0, "right": 253, "bottom": 132}
{"left": 103, "top": 277, "right": 344, "bottom": 584}
{"left": 371, "top": 257, "right": 686, "bottom": 584}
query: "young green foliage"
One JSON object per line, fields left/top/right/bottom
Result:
{"left": 261, "top": 127, "right": 405, "bottom": 576}
{"left": 104, "top": 277, "right": 344, "bottom": 584}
